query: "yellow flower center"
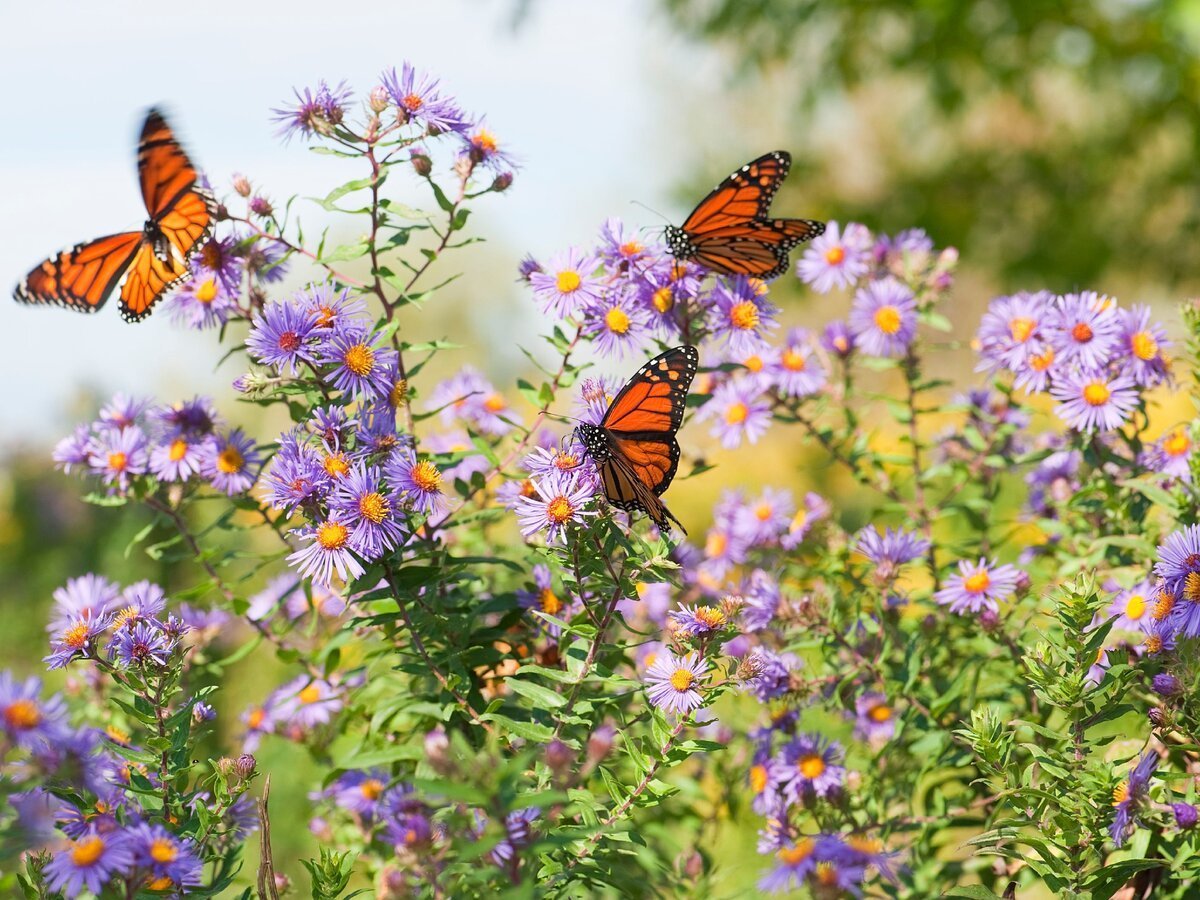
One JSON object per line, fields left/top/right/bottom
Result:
{"left": 358, "top": 492, "right": 389, "bottom": 524}
{"left": 1031, "top": 347, "right": 1055, "bottom": 371}
{"left": 778, "top": 838, "right": 815, "bottom": 866}
{"left": 70, "top": 835, "right": 106, "bottom": 866}
{"left": 1083, "top": 381, "right": 1111, "bottom": 406}
{"left": 105, "top": 726, "right": 129, "bottom": 745}
{"left": 484, "top": 393, "right": 507, "bottom": 412}
{"left": 247, "top": 708, "right": 266, "bottom": 729}
{"left": 316, "top": 521, "right": 349, "bottom": 550}
{"left": 217, "top": 445, "right": 245, "bottom": 474}
{"left": 112, "top": 606, "right": 139, "bottom": 630}
{"left": 1126, "top": 594, "right": 1147, "bottom": 621}
{"left": 389, "top": 379, "right": 409, "bottom": 408}
{"left": 729, "top": 300, "right": 760, "bottom": 331}
{"left": 781, "top": 348, "right": 807, "bottom": 372}
{"left": 873, "top": 305, "right": 901, "bottom": 335}
{"left": 847, "top": 835, "right": 883, "bottom": 854}
{"left": 869, "top": 703, "right": 893, "bottom": 723}
{"left": 1072, "top": 322, "right": 1094, "bottom": 343}
{"left": 410, "top": 460, "right": 442, "bottom": 493}
{"left": 150, "top": 838, "right": 178, "bottom": 864}
{"left": 694, "top": 606, "right": 726, "bottom": 628}
{"left": 343, "top": 343, "right": 376, "bottom": 377}
{"left": 748, "top": 278, "right": 769, "bottom": 296}
{"left": 108, "top": 451, "right": 128, "bottom": 472}
{"left": 724, "top": 402, "right": 749, "bottom": 425}
{"left": 539, "top": 587, "right": 562, "bottom": 615}
{"left": 168, "top": 439, "right": 188, "bottom": 462}
{"left": 1009, "top": 317, "right": 1035, "bottom": 342}
{"left": 473, "top": 129, "right": 498, "bottom": 153}
{"left": 669, "top": 668, "right": 695, "bottom": 692}
{"left": 1153, "top": 589, "right": 1176, "bottom": 620}
{"left": 402, "top": 92, "right": 423, "bottom": 111}
{"left": 63, "top": 622, "right": 90, "bottom": 650}
{"left": 651, "top": 286, "right": 674, "bottom": 313}
{"left": 706, "top": 531, "right": 728, "bottom": 557}
{"left": 1131, "top": 331, "right": 1158, "bottom": 361}
{"left": 195, "top": 278, "right": 218, "bottom": 304}
{"left": 316, "top": 305, "right": 336, "bottom": 328}
{"left": 790, "top": 510, "right": 808, "bottom": 534}
{"left": 619, "top": 240, "right": 643, "bottom": 257}
{"left": 299, "top": 684, "right": 321, "bottom": 704}
{"left": 604, "top": 307, "right": 631, "bottom": 335}
{"left": 755, "top": 503, "right": 774, "bottom": 521}
{"left": 815, "top": 862, "right": 839, "bottom": 886}
{"left": 750, "top": 764, "right": 768, "bottom": 793}
{"left": 798, "top": 753, "right": 826, "bottom": 779}
{"left": 824, "top": 245, "right": 846, "bottom": 265}
{"left": 1185, "top": 572, "right": 1200, "bottom": 602}
{"left": 743, "top": 354, "right": 764, "bottom": 372}
{"left": 5, "top": 699, "right": 41, "bottom": 730}
{"left": 546, "top": 496, "right": 575, "bottom": 524}
{"left": 1164, "top": 428, "right": 1191, "bottom": 458}
{"left": 1145, "top": 634, "right": 1164, "bottom": 653}
{"left": 323, "top": 453, "right": 350, "bottom": 479}
{"left": 555, "top": 270, "right": 582, "bottom": 293}
{"left": 963, "top": 570, "right": 991, "bottom": 594}
{"left": 1113, "top": 782, "right": 1129, "bottom": 805}
{"left": 361, "top": 778, "right": 384, "bottom": 800}
{"left": 553, "top": 452, "right": 579, "bottom": 470}
{"left": 148, "top": 877, "right": 174, "bottom": 890}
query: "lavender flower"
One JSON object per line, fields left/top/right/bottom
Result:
{"left": 317, "top": 325, "right": 399, "bottom": 402}
{"left": 272, "top": 80, "right": 352, "bottom": 141}
{"left": 1049, "top": 291, "right": 1120, "bottom": 372}
{"left": 1049, "top": 372, "right": 1138, "bottom": 432}
{"left": 670, "top": 604, "right": 730, "bottom": 637}
{"left": 797, "top": 221, "right": 871, "bottom": 292}
{"left": 772, "top": 733, "right": 846, "bottom": 803}
{"left": 746, "top": 648, "right": 797, "bottom": 702}
{"left": 853, "top": 525, "right": 930, "bottom": 581}
{"left": 45, "top": 610, "right": 110, "bottom": 669}
{"left": 854, "top": 693, "right": 897, "bottom": 743}
{"left": 528, "top": 247, "right": 603, "bottom": 317}
{"left": 644, "top": 651, "right": 708, "bottom": 714}
{"left": 1117, "top": 304, "right": 1170, "bottom": 387}
{"left": 109, "top": 621, "right": 174, "bottom": 668}
{"left": 769, "top": 328, "right": 827, "bottom": 398}
{"left": 329, "top": 464, "right": 405, "bottom": 558}
{"left": 49, "top": 574, "right": 120, "bottom": 633}
{"left": 934, "top": 557, "right": 1023, "bottom": 615}
{"left": 263, "top": 432, "right": 331, "bottom": 514}
{"left": 0, "top": 673, "right": 68, "bottom": 748}
{"left": 87, "top": 426, "right": 148, "bottom": 491}
{"left": 514, "top": 473, "right": 597, "bottom": 544}
{"left": 380, "top": 62, "right": 470, "bottom": 133}
{"left": 148, "top": 432, "right": 207, "bottom": 482}
{"left": 128, "top": 822, "right": 203, "bottom": 890}
{"left": 43, "top": 828, "right": 135, "bottom": 898}
{"left": 975, "top": 291, "right": 1052, "bottom": 372}
{"left": 288, "top": 514, "right": 365, "bottom": 587}
{"left": 247, "top": 300, "right": 320, "bottom": 374}
{"left": 698, "top": 381, "right": 772, "bottom": 448}
{"left": 1110, "top": 751, "right": 1158, "bottom": 846}
{"left": 583, "top": 288, "right": 652, "bottom": 359}
{"left": 386, "top": 451, "right": 448, "bottom": 516}
{"left": 203, "top": 428, "right": 260, "bottom": 495}
{"left": 1141, "top": 427, "right": 1193, "bottom": 482}
{"left": 709, "top": 277, "right": 779, "bottom": 356}
{"left": 165, "top": 270, "right": 238, "bottom": 330}
{"left": 848, "top": 277, "right": 917, "bottom": 358}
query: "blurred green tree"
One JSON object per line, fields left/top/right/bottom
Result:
{"left": 660, "top": 0, "right": 1200, "bottom": 288}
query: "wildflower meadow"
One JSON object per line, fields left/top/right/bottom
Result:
{"left": 8, "top": 54, "right": 1200, "bottom": 900}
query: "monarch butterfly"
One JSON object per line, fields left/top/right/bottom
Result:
{"left": 576, "top": 345, "right": 699, "bottom": 534}
{"left": 13, "top": 108, "right": 215, "bottom": 322}
{"left": 664, "top": 150, "right": 824, "bottom": 280}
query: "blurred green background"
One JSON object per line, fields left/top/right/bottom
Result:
{"left": 5, "top": 0, "right": 1200, "bottom": 892}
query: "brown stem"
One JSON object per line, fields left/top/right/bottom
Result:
{"left": 902, "top": 351, "right": 940, "bottom": 590}
{"left": 256, "top": 775, "right": 281, "bottom": 900}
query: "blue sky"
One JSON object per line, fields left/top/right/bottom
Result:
{"left": 0, "top": 1, "right": 746, "bottom": 442}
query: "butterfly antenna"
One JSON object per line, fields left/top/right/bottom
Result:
{"left": 631, "top": 200, "right": 671, "bottom": 228}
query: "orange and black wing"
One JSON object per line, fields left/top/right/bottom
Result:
{"left": 119, "top": 242, "right": 191, "bottom": 323}
{"left": 598, "top": 451, "right": 685, "bottom": 533}
{"left": 14, "top": 232, "right": 143, "bottom": 313}
{"left": 138, "top": 108, "right": 216, "bottom": 259}
{"left": 690, "top": 219, "right": 825, "bottom": 280}
{"left": 681, "top": 151, "right": 793, "bottom": 234}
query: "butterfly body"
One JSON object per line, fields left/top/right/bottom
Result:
{"left": 13, "top": 108, "right": 215, "bottom": 322}
{"left": 576, "top": 345, "right": 699, "bottom": 534}
{"left": 666, "top": 150, "right": 824, "bottom": 280}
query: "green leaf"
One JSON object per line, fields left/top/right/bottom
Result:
{"left": 505, "top": 678, "right": 567, "bottom": 708}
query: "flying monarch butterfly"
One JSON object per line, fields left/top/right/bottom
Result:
{"left": 13, "top": 108, "right": 216, "bottom": 322}
{"left": 663, "top": 150, "right": 824, "bottom": 280}
{"left": 576, "top": 345, "right": 699, "bottom": 534}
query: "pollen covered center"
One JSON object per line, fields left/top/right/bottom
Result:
{"left": 316, "top": 521, "right": 349, "bottom": 550}
{"left": 725, "top": 402, "right": 749, "bottom": 425}
{"left": 874, "top": 305, "right": 901, "bottom": 335}
{"left": 195, "top": 278, "right": 218, "bottom": 304}
{"left": 869, "top": 703, "right": 893, "bottom": 722}
{"left": 358, "top": 491, "right": 389, "bottom": 523}
{"left": 150, "top": 838, "right": 178, "bottom": 864}
{"left": 798, "top": 753, "right": 826, "bottom": 779}
{"left": 361, "top": 778, "right": 384, "bottom": 800}
{"left": 605, "top": 306, "right": 631, "bottom": 335}
{"left": 777, "top": 838, "right": 815, "bottom": 866}
{"left": 5, "top": 699, "right": 41, "bottom": 730}
{"left": 1126, "top": 594, "right": 1147, "bottom": 620}
{"left": 539, "top": 587, "right": 562, "bottom": 615}
{"left": 546, "top": 496, "right": 575, "bottom": 524}
{"left": 299, "top": 684, "right": 321, "bottom": 704}
{"left": 70, "top": 835, "right": 106, "bottom": 866}
{"left": 1072, "top": 322, "right": 1094, "bottom": 343}
{"left": 63, "top": 622, "right": 90, "bottom": 650}
{"left": 1083, "top": 381, "right": 1111, "bottom": 406}
{"left": 824, "top": 246, "right": 846, "bottom": 266}
{"left": 652, "top": 286, "right": 674, "bottom": 313}
{"left": 168, "top": 439, "right": 188, "bottom": 462}
{"left": 108, "top": 451, "right": 128, "bottom": 472}
{"left": 278, "top": 330, "right": 301, "bottom": 352}
{"left": 964, "top": 571, "right": 991, "bottom": 594}
{"left": 555, "top": 270, "right": 581, "bottom": 293}
{"left": 1009, "top": 316, "right": 1035, "bottom": 342}
{"left": 217, "top": 445, "right": 245, "bottom": 474}
{"left": 729, "top": 300, "right": 760, "bottom": 331}
{"left": 343, "top": 343, "right": 376, "bottom": 377}
{"left": 781, "top": 348, "right": 806, "bottom": 371}
{"left": 669, "top": 668, "right": 695, "bottom": 692}
{"left": 1131, "top": 331, "right": 1159, "bottom": 360}
{"left": 407, "top": 461, "right": 441, "bottom": 493}
{"left": 1164, "top": 429, "right": 1191, "bottom": 457}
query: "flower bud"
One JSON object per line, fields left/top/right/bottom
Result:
{"left": 216, "top": 757, "right": 237, "bottom": 778}
{"left": 586, "top": 724, "right": 615, "bottom": 767}
{"left": 235, "top": 754, "right": 257, "bottom": 780}
{"left": 274, "top": 873, "right": 292, "bottom": 894}
{"left": 544, "top": 739, "right": 573, "bottom": 776}
{"left": 425, "top": 726, "right": 452, "bottom": 773}
{"left": 410, "top": 148, "right": 432, "bottom": 177}
{"left": 1149, "top": 707, "right": 1168, "bottom": 728}
{"left": 369, "top": 86, "right": 389, "bottom": 114}
{"left": 1174, "top": 802, "right": 1199, "bottom": 829}
{"left": 1153, "top": 672, "right": 1183, "bottom": 697}
{"left": 249, "top": 195, "right": 274, "bottom": 218}
{"left": 232, "top": 173, "right": 252, "bottom": 197}
{"left": 491, "top": 171, "right": 513, "bottom": 192}
{"left": 979, "top": 608, "right": 1001, "bottom": 631}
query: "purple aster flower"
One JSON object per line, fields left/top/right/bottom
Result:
{"left": 301, "top": 283, "right": 367, "bottom": 332}
{"left": 821, "top": 320, "right": 855, "bottom": 358}
{"left": 514, "top": 473, "right": 597, "bottom": 544}
{"left": 329, "top": 463, "right": 405, "bottom": 557}
{"left": 644, "top": 650, "right": 708, "bottom": 714}
{"left": 243, "top": 236, "right": 289, "bottom": 283}
{"left": 768, "top": 328, "right": 826, "bottom": 397}
{"left": 670, "top": 603, "right": 731, "bottom": 637}
{"left": 427, "top": 366, "right": 516, "bottom": 436}
{"left": 1050, "top": 371, "right": 1139, "bottom": 433}
{"left": 781, "top": 491, "right": 831, "bottom": 550}
{"left": 523, "top": 441, "right": 590, "bottom": 480}
{"left": 746, "top": 648, "right": 797, "bottom": 702}
{"left": 354, "top": 405, "right": 409, "bottom": 459}
{"left": 757, "top": 832, "right": 821, "bottom": 893}
{"left": 1117, "top": 304, "right": 1170, "bottom": 387}
{"left": 460, "top": 120, "right": 516, "bottom": 172}
{"left": 1110, "top": 751, "right": 1158, "bottom": 846}
{"left": 87, "top": 425, "right": 148, "bottom": 491}
{"left": 53, "top": 424, "right": 92, "bottom": 473}
{"left": 1025, "top": 448, "right": 1081, "bottom": 516}
{"left": 109, "top": 621, "right": 174, "bottom": 668}
{"left": 0, "top": 673, "right": 68, "bottom": 748}
{"left": 1049, "top": 291, "right": 1121, "bottom": 372}
{"left": 12, "top": 788, "right": 58, "bottom": 849}
{"left": 193, "top": 701, "right": 217, "bottom": 723}
{"left": 202, "top": 428, "right": 261, "bottom": 495}
{"left": 380, "top": 63, "right": 470, "bottom": 133}
{"left": 49, "top": 574, "right": 120, "bottom": 633}
{"left": 128, "top": 822, "right": 202, "bottom": 889}
{"left": 148, "top": 431, "right": 208, "bottom": 482}
{"left": 1173, "top": 803, "right": 1199, "bottom": 830}
{"left": 853, "top": 525, "right": 930, "bottom": 582}
{"left": 709, "top": 276, "right": 779, "bottom": 356}
{"left": 165, "top": 269, "right": 238, "bottom": 330}
{"left": 310, "top": 405, "right": 354, "bottom": 451}
{"left": 240, "top": 702, "right": 276, "bottom": 751}
{"left": 386, "top": 450, "right": 448, "bottom": 516}
{"left": 734, "top": 488, "right": 795, "bottom": 547}
{"left": 844, "top": 833, "right": 900, "bottom": 884}
{"left": 597, "top": 217, "right": 651, "bottom": 269}
{"left": 1108, "top": 581, "right": 1154, "bottom": 633}
{"left": 517, "top": 253, "right": 542, "bottom": 281}
{"left": 1141, "top": 427, "right": 1193, "bottom": 482}
{"left": 934, "top": 557, "right": 1023, "bottom": 615}
{"left": 1152, "top": 673, "right": 1182, "bottom": 697}
{"left": 151, "top": 396, "right": 220, "bottom": 439}
{"left": 1011, "top": 340, "right": 1059, "bottom": 394}
{"left": 576, "top": 376, "right": 621, "bottom": 425}
{"left": 583, "top": 288, "right": 653, "bottom": 359}
{"left": 848, "top": 277, "right": 918, "bottom": 358}
{"left": 111, "top": 580, "right": 167, "bottom": 630}
{"left": 288, "top": 514, "right": 366, "bottom": 587}
{"left": 875, "top": 226, "right": 934, "bottom": 261}
{"left": 1144, "top": 617, "right": 1178, "bottom": 655}
{"left": 740, "top": 569, "right": 782, "bottom": 631}
{"left": 773, "top": 733, "right": 846, "bottom": 804}
{"left": 192, "top": 236, "right": 243, "bottom": 294}
{"left": 326, "top": 769, "right": 392, "bottom": 819}
{"left": 96, "top": 394, "right": 149, "bottom": 431}
{"left": 1155, "top": 524, "right": 1200, "bottom": 592}
{"left": 517, "top": 564, "right": 573, "bottom": 638}
{"left": 698, "top": 381, "right": 772, "bottom": 449}
{"left": 528, "top": 247, "right": 604, "bottom": 317}
{"left": 43, "top": 828, "right": 135, "bottom": 898}
{"left": 263, "top": 431, "right": 330, "bottom": 514}
{"left": 797, "top": 221, "right": 871, "bottom": 293}
{"left": 247, "top": 299, "right": 320, "bottom": 374}
{"left": 387, "top": 812, "right": 434, "bottom": 851}
{"left": 854, "top": 693, "right": 897, "bottom": 743}
{"left": 317, "top": 325, "right": 399, "bottom": 402}
{"left": 491, "top": 808, "right": 539, "bottom": 865}
{"left": 272, "top": 79, "right": 352, "bottom": 141}
{"left": 45, "top": 609, "right": 110, "bottom": 669}
{"left": 273, "top": 676, "right": 344, "bottom": 734}
{"left": 809, "top": 855, "right": 868, "bottom": 896}
{"left": 975, "top": 291, "right": 1052, "bottom": 372}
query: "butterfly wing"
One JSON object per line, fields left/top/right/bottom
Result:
{"left": 598, "top": 451, "right": 685, "bottom": 533}
{"left": 689, "top": 219, "right": 827, "bottom": 280}
{"left": 138, "top": 108, "right": 216, "bottom": 258}
{"left": 680, "top": 151, "right": 792, "bottom": 234}
{"left": 14, "top": 232, "right": 143, "bottom": 313}
{"left": 118, "top": 241, "right": 190, "bottom": 323}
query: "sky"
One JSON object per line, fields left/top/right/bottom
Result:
{"left": 0, "top": 0, "right": 746, "bottom": 444}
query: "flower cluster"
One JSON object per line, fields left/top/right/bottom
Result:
{"left": 52, "top": 393, "right": 259, "bottom": 497}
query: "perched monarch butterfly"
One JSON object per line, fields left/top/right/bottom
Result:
{"left": 13, "top": 108, "right": 215, "bottom": 322}
{"left": 664, "top": 150, "right": 824, "bottom": 280}
{"left": 576, "top": 345, "right": 699, "bottom": 534}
